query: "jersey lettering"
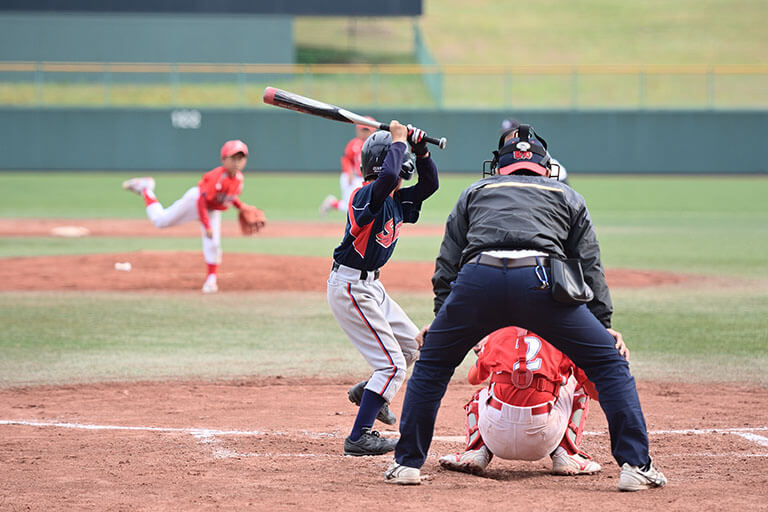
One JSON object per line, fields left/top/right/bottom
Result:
{"left": 375, "top": 219, "right": 402, "bottom": 248}
{"left": 513, "top": 335, "right": 543, "bottom": 372}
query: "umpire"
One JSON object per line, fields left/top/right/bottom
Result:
{"left": 385, "top": 125, "right": 667, "bottom": 492}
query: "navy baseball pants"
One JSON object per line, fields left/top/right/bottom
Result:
{"left": 395, "top": 261, "right": 650, "bottom": 469}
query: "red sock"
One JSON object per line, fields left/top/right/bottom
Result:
{"left": 207, "top": 263, "right": 218, "bottom": 276}
{"left": 143, "top": 189, "right": 158, "bottom": 207}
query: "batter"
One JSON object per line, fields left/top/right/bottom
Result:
{"left": 327, "top": 120, "right": 439, "bottom": 456}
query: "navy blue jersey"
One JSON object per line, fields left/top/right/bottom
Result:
{"left": 333, "top": 142, "right": 439, "bottom": 271}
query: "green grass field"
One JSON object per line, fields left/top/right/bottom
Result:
{"left": 0, "top": 172, "right": 766, "bottom": 387}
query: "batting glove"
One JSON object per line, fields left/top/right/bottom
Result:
{"left": 407, "top": 124, "right": 429, "bottom": 157}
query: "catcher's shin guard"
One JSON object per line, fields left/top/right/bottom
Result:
{"left": 557, "top": 387, "right": 591, "bottom": 456}
{"left": 464, "top": 390, "right": 486, "bottom": 452}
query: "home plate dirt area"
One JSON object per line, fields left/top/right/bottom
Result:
{"left": 0, "top": 219, "right": 766, "bottom": 510}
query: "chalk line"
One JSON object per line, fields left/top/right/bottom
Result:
{"left": 3, "top": 420, "right": 768, "bottom": 459}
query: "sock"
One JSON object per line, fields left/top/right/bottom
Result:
{"left": 349, "top": 389, "right": 386, "bottom": 441}
{"left": 206, "top": 263, "right": 218, "bottom": 277}
{"left": 142, "top": 189, "right": 158, "bottom": 207}
{"left": 332, "top": 199, "right": 341, "bottom": 210}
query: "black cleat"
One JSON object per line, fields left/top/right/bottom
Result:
{"left": 348, "top": 380, "right": 397, "bottom": 425}
{"left": 344, "top": 427, "right": 398, "bottom": 456}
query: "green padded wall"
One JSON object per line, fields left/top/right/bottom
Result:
{"left": 0, "top": 108, "right": 766, "bottom": 173}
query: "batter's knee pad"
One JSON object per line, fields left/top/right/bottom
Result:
{"left": 558, "top": 387, "right": 590, "bottom": 456}
{"left": 464, "top": 390, "right": 486, "bottom": 451}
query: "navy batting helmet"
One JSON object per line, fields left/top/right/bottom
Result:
{"left": 361, "top": 131, "right": 415, "bottom": 182}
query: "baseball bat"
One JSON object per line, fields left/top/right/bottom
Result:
{"left": 263, "top": 87, "right": 447, "bottom": 150}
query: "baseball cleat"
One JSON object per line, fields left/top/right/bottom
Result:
{"left": 319, "top": 194, "right": 336, "bottom": 216}
{"left": 438, "top": 446, "right": 492, "bottom": 475}
{"left": 348, "top": 380, "right": 397, "bottom": 425}
{"left": 201, "top": 275, "right": 218, "bottom": 294}
{"left": 551, "top": 447, "right": 601, "bottom": 475}
{"left": 618, "top": 460, "right": 667, "bottom": 491}
{"left": 122, "top": 176, "right": 155, "bottom": 195}
{"left": 385, "top": 461, "right": 421, "bottom": 485}
{"left": 343, "top": 427, "right": 397, "bottom": 456}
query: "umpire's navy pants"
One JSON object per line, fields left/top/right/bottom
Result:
{"left": 395, "top": 262, "right": 650, "bottom": 469}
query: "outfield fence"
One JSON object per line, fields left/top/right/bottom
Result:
{"left": 1, "top": 62, "right": 767, "bottom": 109}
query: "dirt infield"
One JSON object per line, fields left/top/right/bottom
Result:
{"left": 0, "top": 218, "right": 693, "bottom": 292}
{"left": 1, "top": 218, "right": 766, "bottom": 510}
{"left": 1, "top": 379, "right": 767, "bottom": 511}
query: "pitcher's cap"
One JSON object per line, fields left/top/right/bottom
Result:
{"left": 221, "top": 140, "right": 249, "bottom": 159}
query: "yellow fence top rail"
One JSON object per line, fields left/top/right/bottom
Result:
{"left": 1, "top": 61, "right": 767, "bottom": 75}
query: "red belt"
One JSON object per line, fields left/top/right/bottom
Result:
{"left": 487, "top": 397, "right": 552, "bottom": 415}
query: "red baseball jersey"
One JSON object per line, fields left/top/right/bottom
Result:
{"left": 340, "top": 138, "right": 364, "bottom": 177}
{"left": 196, "top": 166, "right": 244, "bottom": 230}
{"left": 469, "top": 326, "right": 596, "bottom": 406}
{"left": 198, "top": 166, "right": 244, "bottom": 210}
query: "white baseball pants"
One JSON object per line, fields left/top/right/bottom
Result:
{"left": 478, "top": 374, "right": 578, "bottom": 461}
{"left": 337, "top": 174, "right": 364, "bottom": 213}
{"left": 327, "top": 264, "right": 419, "bottom": 403}
{"left": 145, "top": 186, "right": 222, "bottom": 264}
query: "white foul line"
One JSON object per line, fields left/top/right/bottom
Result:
{"left": 731, "top": 432, "right": 768, "bottom": 447}
{"left": 3, "top": 420, "right": 768, "bottom": 459}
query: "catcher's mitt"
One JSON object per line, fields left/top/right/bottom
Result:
{"left": 238, "top": 204, "right": 266, "bottom": 235}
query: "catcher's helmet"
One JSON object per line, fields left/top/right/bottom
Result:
{"left": 361, "top": 131, "right": 415, "bottom": 182}
{"left": 483, "top": 124, "right": 553, "bottom": 178}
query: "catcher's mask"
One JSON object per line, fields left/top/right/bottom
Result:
{"left": 482, "top": 124, "right": 557, "bottom": 179}
{"left": 361, "top": 130, "right": 416, "bottom": 182}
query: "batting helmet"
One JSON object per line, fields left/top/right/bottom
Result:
{"left": 360, "top": 131, "right": 415, "bottom": 182}
{"left": 484, "top": 124, "right": 552, "bottom": 178}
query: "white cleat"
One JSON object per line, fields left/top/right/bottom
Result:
{"left": 618, "top": 460, "right": 667, "bottom": 491}
{"left": 319, "top": 194, "right": 336, "bottom": 216}
{"left": 551, "top": 447, "right": 602, "bottom": 475}
{"left": 385, "top": 461, "right": 421, "bottom": 485}
{"left": 201, "top": 275, "right": 218, "bottom": 294}
{"left": 122, "top": 177, "right": 155, "bottom": 195}
{"left": 438, "top": 446, "right": 492, "bottom": 475}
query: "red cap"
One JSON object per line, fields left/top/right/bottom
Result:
{"left": 221, "top": 140, "right": 249, "bottom": 159}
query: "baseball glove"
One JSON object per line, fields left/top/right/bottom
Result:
{"left": 238, "top": 204, "right": 266, "bottom": 235}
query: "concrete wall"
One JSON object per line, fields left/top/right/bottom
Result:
{"left": 1, "top": 107, "right": 766, "bottom": 173}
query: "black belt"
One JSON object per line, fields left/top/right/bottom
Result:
{"left": 332, "top": 261, "right": 380, "bottom": 280}
{"left": 468, "top": 254, "right": 550, "bottom": 269}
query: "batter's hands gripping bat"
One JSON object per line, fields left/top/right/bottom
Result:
{"left": 263, "top": 87, "right": 447, "bottom": 150}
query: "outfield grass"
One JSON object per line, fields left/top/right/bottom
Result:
{"left": 1, "top": 286, "right": 766, "bottom": 387}
{"left": 1, "top": 172, "right": 766, "bottom": 387}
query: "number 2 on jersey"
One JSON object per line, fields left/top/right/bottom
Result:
{"left": 513, "top": 335, "right": 543, "bottom": 371}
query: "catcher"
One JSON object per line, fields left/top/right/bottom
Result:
{"left": 437, "top": 325, "right": 625, "bottom": 476}
{"left": 122, "top": 139, "right": 265, "bottom": 293}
